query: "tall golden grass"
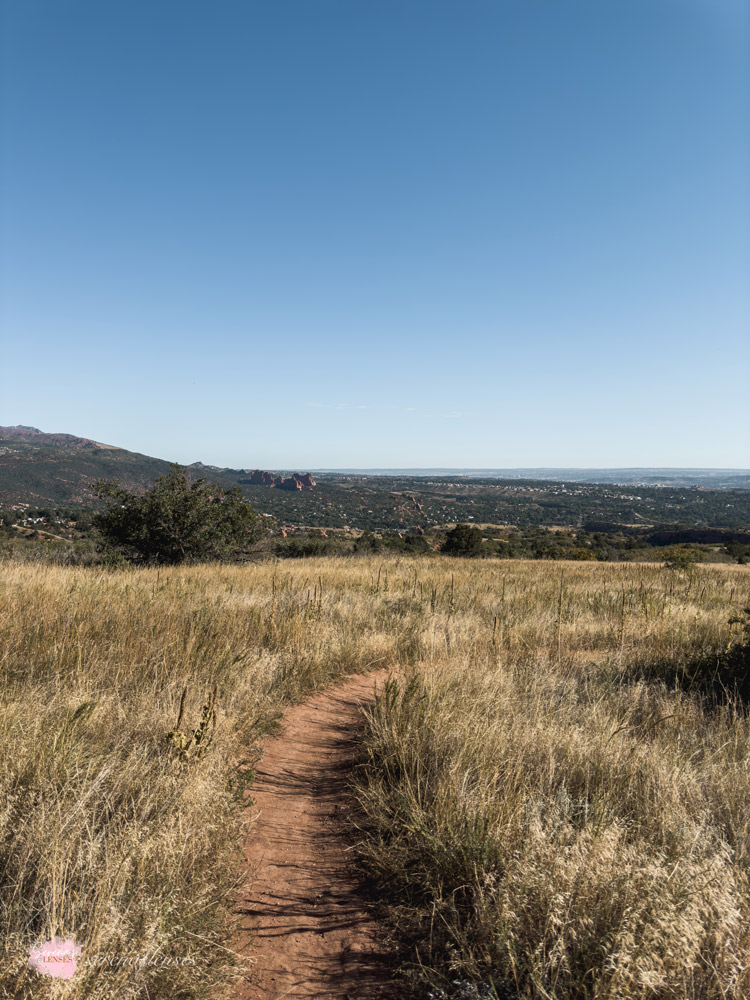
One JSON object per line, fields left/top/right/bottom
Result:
{"left": 352, "top": 559, "right": 750, "bottom": 999}
{"left": 0, "top": 557, "right": 747, "bottom": 998}
{"left": 0, "top": 560, "right": 396, "bottom": 998}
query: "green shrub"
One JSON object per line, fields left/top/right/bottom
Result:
{"left": 94, "top": 465, "right": 258, "bottom": 565}
{"left": 442, "top": 524, "right": 484, "bottom": 558}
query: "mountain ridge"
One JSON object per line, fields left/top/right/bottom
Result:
{"left": 1, "top": 427, "right": 749, "bottom": 532}
{"left": 0, "top": 424, "right": 121, "bottom": 451}
{"left": 0, "top": 426, "right": 318, "bottom": 506}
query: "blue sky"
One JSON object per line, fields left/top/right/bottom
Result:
{"left": 1, "top": 0, "right": 748, "bottom": 469}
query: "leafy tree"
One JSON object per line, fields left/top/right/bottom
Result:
{"left": 93, "top": 465, "right": 258, "bottom": 564}
{"left": 663, "top": 546, "right": 702, "bottom": 570}
{"left": 441, "top": 523, "right": 484, "bottom": 558}
{"left": 0, "top": 510, "right": 16, "bottom": 529}
{"left": 403, "top": 533, "right": 431, "bottom": 553}
{"left": 354, "top": 531, "right": 383, "bottom": 553}
{"left": 725, "top": 541, "right": 750, "bottom": 565}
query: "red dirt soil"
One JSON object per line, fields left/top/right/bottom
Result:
{"left": 233, "top": 670, "right": 397, "bottom": 999}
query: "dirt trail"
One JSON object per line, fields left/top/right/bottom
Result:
{"left": 234, "top": 670, "right": 396, "bottom": 1000}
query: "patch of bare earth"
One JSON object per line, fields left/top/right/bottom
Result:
{"left": 233, "top": 671, "right": 396, "bottom": 1000}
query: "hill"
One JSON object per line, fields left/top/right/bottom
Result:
{"left": 1, "top": 426, "right": 749, "bottom": 532}
{"left": 0, "top": 426, "right": 176, "bottom": 505}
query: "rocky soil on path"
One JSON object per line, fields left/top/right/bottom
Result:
{"left": 233, "top": 670, "right": 397, "bottom": 1000}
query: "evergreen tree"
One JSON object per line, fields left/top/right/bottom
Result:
{"left": 441, "top": 523, "right": 484, "bottom": 557}
{"left": 93, "top": 465, "right": 257, "bottom": 564}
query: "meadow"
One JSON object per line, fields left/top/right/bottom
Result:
{"left": 0, "top": 556, "right": 748, "bottom": 999}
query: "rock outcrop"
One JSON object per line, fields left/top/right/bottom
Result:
{"left": 249, "top": 470, "right": 276, "bottom": 485}
{"left": 246, "top": 470, "right": 316, "bottom": 490}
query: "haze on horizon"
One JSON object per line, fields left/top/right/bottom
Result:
{"left": 1, "top": 0, "right": 748, "bottom": 470}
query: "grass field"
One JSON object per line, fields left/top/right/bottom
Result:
{"left": 1, "top": 557, "right": 748, "bottom": 999}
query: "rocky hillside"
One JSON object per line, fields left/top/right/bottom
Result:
{"left": 245, "top": 470, "right": 316, "bottom": 490}
{"left": 0, "top": 426, "right": 317, "bottom": 507}
{"left": 0, "top": 426, "right": 176, "bottom": 505}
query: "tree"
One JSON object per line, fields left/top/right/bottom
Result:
{"left": 93, "top": 465, "right": 258, "bottom": 564}
{"left": 663, "top": 546, "right": 702, "bottom": 571}
{"left": 441, "top": 523, "right": 484, "bottom": 557}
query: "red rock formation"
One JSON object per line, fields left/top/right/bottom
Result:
{"left": 247, "top": 470, "right": 315, "bottom": 489}
{"left": 249, "top": 469, "right": 272, "bottom": 485}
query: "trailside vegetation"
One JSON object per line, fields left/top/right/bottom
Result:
{"left": 92, "top": 464, "right": 259, "bottom": 564}
{"left": 2, "top": 509, "right": 749, "bottom": 567}
{"left": 1, "top": 558, "right": 749, "bottom": 999}
{"left": 351, "top": 560, "right": 750, "bottom": 999}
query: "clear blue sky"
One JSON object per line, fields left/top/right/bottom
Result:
{"left": 1, "top": 0, "right": 748, "bottom": 469}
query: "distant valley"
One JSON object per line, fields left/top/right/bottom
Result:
{"left": 1, "top": 425, "right": 749, "bottom": 532}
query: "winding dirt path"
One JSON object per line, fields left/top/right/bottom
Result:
{"left": 233, "top": 670, "right": 396, "bottom": 999}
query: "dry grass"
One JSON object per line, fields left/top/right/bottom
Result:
{"left": 352, "top": 559, "right": 750, "bottom": 999}
{"left": 0, "top": 557, "right": 748, "bottom": 998}
{"left": 0, "top": 560, "right": 399, "bottom": 998}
